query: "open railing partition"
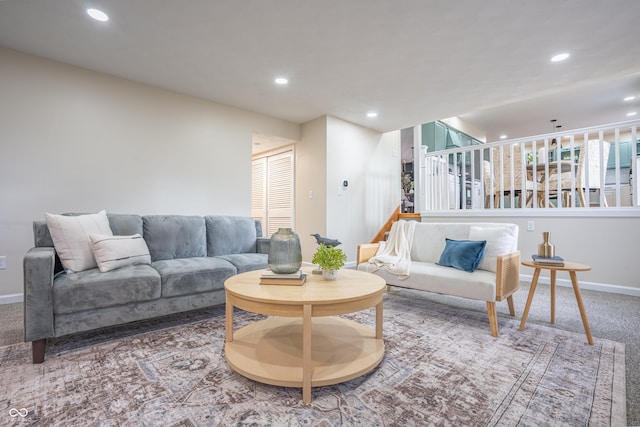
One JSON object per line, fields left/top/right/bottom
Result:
{"left": 421, "top": 120, "right": 639, "bottom": 212}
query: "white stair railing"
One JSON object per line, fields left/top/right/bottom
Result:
{"left": 421, "top": 120, "right": 639, "bottom": 211}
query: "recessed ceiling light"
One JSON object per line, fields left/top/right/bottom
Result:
{"left": 499, "top": 135, "right": 507, "bottom": 140}
{"left": 274, "top": 77, "right": 288, "bottom": 85}
{"left": 366, "top": 111, "right": 378, "bottom": 118}
{"left": 627, "top": 112, "right": 637, "bottom": 117}
{"left": 87, "top": 8, "right": 109, "bottom": 22}
{"left": 624, "top": 96, "right": 635, "bottom": 102}
{"left": 550, "top": 53, "right": 570, "bottom": 62}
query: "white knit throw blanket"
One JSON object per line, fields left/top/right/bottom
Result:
{"left": 367, "top": 220, "right": 416, "bottom": 278}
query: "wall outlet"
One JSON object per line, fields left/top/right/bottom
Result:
{"left": 527, "top": 221, "right": 535, "bottom": 232}
{"left": 0, "top": 256, "right": 6, "bottom": 269}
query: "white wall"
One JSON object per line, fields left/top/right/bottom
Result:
{"left": 0, "top": 47, "right": 299, "bottom": 297}
{"left": 295, "top": 117, "right": 328, "bottom": 261}
{"left": 421, "top": 214, "right": 640, "bottom": 292}
{"left": 293, "top": 116, "right": 400, "bottom": 263}
{"left": 326, "top": 116, "right": 400, "bottom": 262}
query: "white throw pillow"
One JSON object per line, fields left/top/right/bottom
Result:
{"left": 90, "top": 233, "right": 151, "bottom": 272}
{"left": 45, "top": 210, "right": 113, "bottom": 273}
{"left": 469, "top": 226, "right": 517, "bottom": 273}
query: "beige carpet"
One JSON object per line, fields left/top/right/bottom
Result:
{"left": 0, "top": 292, "right": 626, "bottom": 426}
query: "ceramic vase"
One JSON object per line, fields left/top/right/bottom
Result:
{"left": 268, "top": 228, "right": 302, "bottom": 274}
{"left": 538, "top": 231, "right": 555, "bottom": 258}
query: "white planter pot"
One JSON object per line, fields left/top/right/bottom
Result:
{"left": 322, "top": 270, "right": 338, "bottom": 281}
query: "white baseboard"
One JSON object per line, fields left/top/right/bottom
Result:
{"left": 0, "top": 293, "right": 24, "bottom": 304}
{"left": 519, "top": 274, "right": 640, "bottom": 297}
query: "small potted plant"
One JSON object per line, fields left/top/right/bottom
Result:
{"left": 311, "top": 244, "right": 347, "bottom": 280}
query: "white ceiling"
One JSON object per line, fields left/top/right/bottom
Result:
{"left": 1, "top": 0, "right": 639, "bottom": 143}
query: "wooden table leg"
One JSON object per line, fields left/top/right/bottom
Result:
{"left": 302, "top": 304, "right": 312, "bottom": 403}
{"left": 550, "top": 270, "right": 556, "bottom": 324}
{"left": 569, "top": 271, "right": 594, "bottom": 345}
{"left": 507, "top": 295, "right": 516, "bottom": 317}
{"left": 225, "top": 293, "right": 234, "bottom": 343}
{"left": 375, "top": 300, "right": 383, "bottom": 340}
{"left": 519, "top": 267, "right": 541, "bottom": 331}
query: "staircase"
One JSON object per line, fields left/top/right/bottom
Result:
{"left": 370, "top": 207, "right": 421, "bottom": 243}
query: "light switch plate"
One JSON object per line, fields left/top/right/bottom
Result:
{"left": 0, "top": 256, "right": 6, "bottom": 269}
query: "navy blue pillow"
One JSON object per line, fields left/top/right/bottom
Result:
{"left": 437, "top": 238, "right": 487, "bottom": 272}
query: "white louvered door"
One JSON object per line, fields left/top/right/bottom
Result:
{"left": 251, "top": 149, "right": 294, "bottom": 238}
{"left": 251, "top": 157, "right": 267, "bottom": 233}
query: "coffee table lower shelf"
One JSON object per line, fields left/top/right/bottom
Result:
{"left": 225, "top": 316, "right": 384, "bottom": 389}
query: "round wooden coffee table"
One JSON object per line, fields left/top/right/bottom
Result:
{"left": 224, "top": 267, "right": 386, "bottom": 403}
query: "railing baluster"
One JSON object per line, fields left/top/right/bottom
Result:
{"left": 498, "top": 145, "right": 504, "bottom": 209}
{"left": 489, "top": 148, "right": 495, "bottom": 209}
{"left": 544, "top": 138, "right": 551, "bottom": 208}
{"left": 632, "top": 126, "right": 638, "bottom": 207}
{"left": 508, "top": 144, "right": 514, "bottom": 208}
{"left": 443, "top": 154, "right": 449, "bottom": 210}
{"left": 583, "top": 132, "right": 590, "bottom": 206}
{"left": 614, "top": 128, "right": 621, "bottom": 207}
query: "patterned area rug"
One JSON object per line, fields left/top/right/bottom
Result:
{"left": 1, "top": 292, "right": 626, "bottom": 426}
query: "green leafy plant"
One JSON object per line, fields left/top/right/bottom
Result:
{"left": 311, "top": 244, "right": 347, "bottom": 273}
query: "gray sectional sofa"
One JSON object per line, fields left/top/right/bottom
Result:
{"left": 23, "top": 214, "right": 269, "bottom": 363}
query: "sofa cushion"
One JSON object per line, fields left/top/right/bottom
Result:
{"left": 437, "top": 239, "right": 486, "bottom": 273}
{"left": 152, "top": 257, "right": 237, "bottom": 297}
{"left": 206, "top": 216, "right": 257, "bottom": 256}
{"left": 45, "top": 210, "right": 113, "bottom": 273}
{"left": 410, "top": 222, "right": 519, "bottom": 265}
{"left": 411, "top": 223, "right": 470, "bottom": 263}
{"left": 469, "top": 226, "right": 518, "bottom": 273}
{"left": 358, "top": 261, "right": 496, "bottom": 301}
{"left": 218, "top": 253, "right": 268, "bottom": 273}
{"left": 143, "top": 215, "right": 206, "bottom": 261}
{"left": 53, "top": 264, "right": 161, "bottom": 314}
{"left": 107, "top": 213, "right": 144, "bottom": 236}
{"left": 33, "top": 214, "right": 143, "bottom": 248}
{"left": 90, "top": 233, "right": 151, "bottom": 272}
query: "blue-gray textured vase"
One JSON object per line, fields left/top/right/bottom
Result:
{"left": 268, "top": 228, "right": 302, "bottom": 274}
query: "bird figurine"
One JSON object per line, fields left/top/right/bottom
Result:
{"left": 310, "top": 233, "right": 341, "bottom": 247}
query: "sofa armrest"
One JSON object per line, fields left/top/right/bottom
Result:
{"left": 356, "top": 243, "right": 380, "bottom": 266}
{"left": 23, "top": 247, "right": 56, "bottom": 342}
{"left": 495, "top": 251, "right": 520, "bottom": 301}
{"left": 256, "top": 237, "right": 270, "bottom": 254}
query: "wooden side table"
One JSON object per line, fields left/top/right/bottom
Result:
{"left": 519, "top": 260, "right": 594, "bottom": 345}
